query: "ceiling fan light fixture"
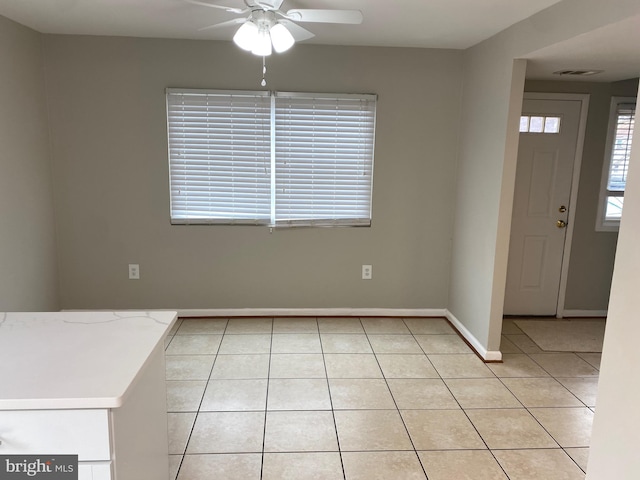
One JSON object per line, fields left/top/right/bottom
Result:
{"left": 251, "top": 27, "right": 273, "bottom": 56}
{"left": 270, "top": 23, "right": 295, "bottom": 53}
{"left": 233, "top": 21, "right": 259, "bottom": 51}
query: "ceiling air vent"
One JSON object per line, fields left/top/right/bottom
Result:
{"left": 552, "top": 70, "right": 604, "bottom": 76}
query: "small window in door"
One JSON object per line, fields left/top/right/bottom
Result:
{"left": 520, "top": 115, "right": 562, "bottom": 134}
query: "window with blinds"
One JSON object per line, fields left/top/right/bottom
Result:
{"left": 597, "top": 97, "right": 636, "bottom": 230}
{"left": 166, "top": 88, "right": 376, "bottom": 227}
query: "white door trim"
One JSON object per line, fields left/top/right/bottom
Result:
{"left": 523, "top": 92, "right": 590, "bottom": 318}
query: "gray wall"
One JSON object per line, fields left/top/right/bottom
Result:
{"left": 43, "top": 36, "right": 463, "bottom": 310}
{"left": 0, "top": 16, "right": 59, "bottom": 311}
{"left": 524, "top": 78, "right": 639, "bottom": 312}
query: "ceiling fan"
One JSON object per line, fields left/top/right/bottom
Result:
{"left": 185, "top": 0, "right": 364, "bottom": 56}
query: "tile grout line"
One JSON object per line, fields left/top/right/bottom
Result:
{"left": 165, "top": 317, "right": 184, "bottom": 480}
{"left": 429, "top": 346, "right": 513, "bottom": 480}
{"left": 320, "top": 316, "right": 348, "bottom": 480}
{"left": 361, "top": 318, "right": 429, "bottom": 479}
{"left": 259, "top": 318, "right": 274, "bottom": 480}
{"left": 405, "top": 318, "right": 516, "bottom": 480}
{"left": 517, "top": 355, "right": 590, "bottom": 471}
{"left": 501, "top": 323, "right": 594, "bottom": 474}
{"left": 502, "top": 324, "right": 597, "bottom": 410}
{"left": 172, "top": 317, "right": 229, "bottom": 480}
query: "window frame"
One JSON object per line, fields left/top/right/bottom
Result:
{"left": 166, "top": 88, "right": 377, "bottom": 228}
{"left": 596, "top": 96, "right": 636, "bottom": 232}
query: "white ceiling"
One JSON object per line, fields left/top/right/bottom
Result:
{"left": 524, "top": 15, "right": 640, "bottom": 83}
{"left": 0, "top": 0, "right": 638, "bottom": 82}
{"left": 0, "top": 0, "right": 564, "bottom": 50}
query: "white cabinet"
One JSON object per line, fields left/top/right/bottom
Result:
{"left": 0, "top": 346, "right": 169, "bottom": 480}
{"left": 0, "top": 311, "right": 176, "bottom": 480}
{"left": 0, "top": 409, "right": 110, "bottom": 459}
{"left": 78, "top": 463, "right": 112, "bottom": 480}
{"left": 0, "top": 410, "right": 113, "bottom": 479}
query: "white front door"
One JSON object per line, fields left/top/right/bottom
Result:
{"left": 504, "top": 97, "right": 583, "bottom": 315}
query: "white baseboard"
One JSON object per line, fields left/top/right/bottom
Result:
{"left": 179, "top": 307, "right": 501, "bottom": 361}
{"left": 177, "top": 308, "right": 448, "bottom": 318}
{"left": 445, "top": 310, "right": 502, "bottom": 362}
{"left": 561, "top": 309, "right": 608, "bottom": 318}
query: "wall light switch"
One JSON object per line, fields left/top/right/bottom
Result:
{"left": 128, "top": 264, "right": 140, "bottom": 280}
{"left": 362, "top": 264, "right": 372, "bottom": 280}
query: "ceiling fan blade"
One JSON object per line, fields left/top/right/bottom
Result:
{"left": 184, "top": 0, "right": 247, "bottom": 14}
{"left": 198, "top": 17, "right": 247, "bottom": 31}
{"left": 284, "top": 9, "right": 363, "bottom": 24}
{"left": 278, "top": 20, "right": 315, "bottom": 41}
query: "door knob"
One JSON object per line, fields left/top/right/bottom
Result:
{"left": 556, "top": 220, "right": 567, "bottom": 228}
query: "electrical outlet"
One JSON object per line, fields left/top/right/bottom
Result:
{"left": 128, "top": 264, "right": 140, "bottom": 280}
{"left": 362, "top": 264, "right": 372, "bottom": 280}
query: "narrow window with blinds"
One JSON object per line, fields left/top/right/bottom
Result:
{"left": 596, "top": 97, "right": 636, "bottom": 231}
{"left": 166, "top": 88, "right": 377, "bottom": 227}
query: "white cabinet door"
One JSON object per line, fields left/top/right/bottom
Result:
{"left": 0, "top": 409, "right": 110, "bottom": 461}
{"left": 79, "top": 462, "right": 112, "bottom": 480}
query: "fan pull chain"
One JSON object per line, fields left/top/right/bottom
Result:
{"left": 261, "top": 56, "right": 267, "bottom": 87}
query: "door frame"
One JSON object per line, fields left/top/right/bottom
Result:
{"left": 518, "top": 92, "right": 590, "bottom": 318}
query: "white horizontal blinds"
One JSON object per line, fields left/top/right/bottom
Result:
{"left": 607, "top": 103, "right": 636, "bottom": 193}
{"left": 274, "top": 93, "right": 376, "bottom": 226}
{"left": 166, "top": 89, "right": 271, "bottom": 224}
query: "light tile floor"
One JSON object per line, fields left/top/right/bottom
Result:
{"left": 165, "top": 317, "right": 598, "bottom": 480}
